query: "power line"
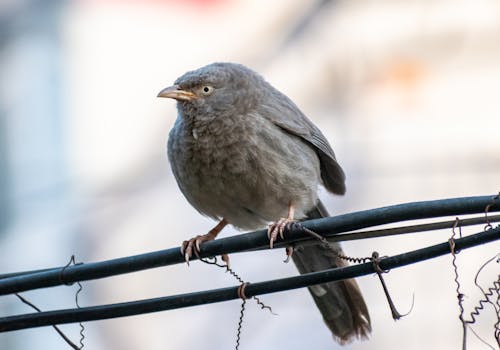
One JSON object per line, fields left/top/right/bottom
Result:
{"left": 0, "top": 195, "right": 498, "bottom": 296}
{"left": 0, "top": 226, "right": 498, "bottom": 332}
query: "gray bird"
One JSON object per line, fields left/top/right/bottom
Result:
{"left": 158, "top": 62, "right": 371, "bottom": 344}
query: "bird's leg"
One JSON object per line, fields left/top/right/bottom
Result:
{"left": 267, "top": 202, "right": 295, "bottom": 249}
{"left": 181, "top": 218, "right": 228, "bottom": 265}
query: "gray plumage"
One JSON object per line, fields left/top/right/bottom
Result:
{"left": 164, "top": 62, "right": 371, "bottom": 344}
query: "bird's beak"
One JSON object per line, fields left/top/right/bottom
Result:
{"left": 157, "top": 85, "right": 197, "bottom": 101}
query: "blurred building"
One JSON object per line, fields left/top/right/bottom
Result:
{"left": 1, "top": 0, "right": 499, "bottom": 349}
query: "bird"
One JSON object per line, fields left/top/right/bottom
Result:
{"left": 158, "top": 62, "right": 371, "bottom": 344}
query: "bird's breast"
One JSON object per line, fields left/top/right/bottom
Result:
{"left": 168, "top": 113, "right": 321, "bottom": 229}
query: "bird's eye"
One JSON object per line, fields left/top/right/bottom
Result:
{"left": 201, "top": 85, "right": 214, "bottom": 95}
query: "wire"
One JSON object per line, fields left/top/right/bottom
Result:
{"left": 0, "top": 225, "right": 498, "bottom": 332}
{"left": 0, "top": 195, "right": 498, "bottom": 296}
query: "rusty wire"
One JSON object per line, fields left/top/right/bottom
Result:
{"left": 200, "top": 256, "right": 275, "bottom": 350}
{"left": 464, "top": 255, "right": 500, "bottom": 348}
{"left": 61, "top": 255, "right": 86, "bottom": 349}
{"left": 295, "top": 223, "right": 412, "bottom": 320}
{"left": 450, "top": 202, "right": 500, "bottom": 350}
{"left": 13, "top": 255, "right": 86, "bottom": 350}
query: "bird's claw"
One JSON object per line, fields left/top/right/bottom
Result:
{"left": 283, "top": 245, "right": 294, "bottom": 263}
{"left": 180, "top": 235, "right": 208, "bottom": 265}
{"left": 179, "top": 219, "right": 228, "bottom": 266}
{"left": 195, "top": 239, "right": 202, "bottom": 253}
{"left": 221, "top": 253, "right": 230, "bottom": 268}
{"left": 267, "top": 218, "right": 295, "bottom": 249}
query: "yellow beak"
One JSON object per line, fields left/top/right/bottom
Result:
{"left": 157, "top": 85, "right": 197, "bottom": 101}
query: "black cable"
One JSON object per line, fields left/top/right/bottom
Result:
{"left": 0, "top": 195, "right": 498, "bottom": 296}
{"left": 0, "top": 226, "right": 498, "bottom": 332}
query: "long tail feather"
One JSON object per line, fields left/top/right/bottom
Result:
{"left": 291, "top": 200, "right": 371, "bottom": 344}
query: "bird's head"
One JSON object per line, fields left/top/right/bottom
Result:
{"left": 157, "top": 62, "right": 264, "bottom": 119}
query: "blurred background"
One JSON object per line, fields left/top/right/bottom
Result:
{"left": 0, "top": 0, "right": 499, "bottom": 349}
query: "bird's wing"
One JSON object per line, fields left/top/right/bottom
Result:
{"left": 258, "top": 90, "right": 346, "bottom": 195}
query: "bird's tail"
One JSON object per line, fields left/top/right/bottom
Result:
{"left": 291, "top": 200, "right": 371, "bottom": 344}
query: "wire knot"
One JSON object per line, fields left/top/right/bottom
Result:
{"left": 371, "top": 251, "right": 390, "bottom": 274}
{"left": 59, "top": 255, "right": 82, "bottom": 286}
{"left": 237, "top": 282, "right": 249, "bottom": 300}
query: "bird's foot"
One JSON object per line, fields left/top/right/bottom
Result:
{"left": 267, "top": 218, "right": 295, "bottom": 249}
{"left": 283, "top": 245, "right": 294, "bottom": 263}
{"left": 180, "top": 233, "right": 214, "bottom": 264}
{"left": 221, "top": 253, "right": 230, "bottom": 268}
{"left": 180, "top": 219, "right": 228, "bottom": 265}
{"left": 267, "top": 202, "right": 296, "bottom": 252}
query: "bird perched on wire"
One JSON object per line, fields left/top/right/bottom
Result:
{"left": 158, "top": 62, "right": 371, "bottom": 344}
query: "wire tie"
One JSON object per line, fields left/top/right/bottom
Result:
{"left": 237, "top": 282, "right": 249, "bottom": 300}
